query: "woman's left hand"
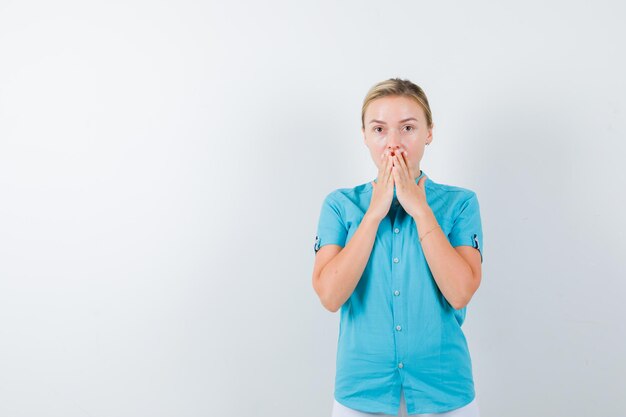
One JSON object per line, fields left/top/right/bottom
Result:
{"left": 392, "top": 151, "right": 430, "bottom": 218}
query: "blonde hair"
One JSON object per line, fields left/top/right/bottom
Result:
{"left": 361, "top": 78, "right": 433, "bottom": 130}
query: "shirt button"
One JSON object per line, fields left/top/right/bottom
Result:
{"left": 394, "top": 228, "right": 400, "bottom": 234}
{"left": 394, "top": 290, "right": 400, "bottom": 296}
{"left": 393, "top": 257, "right": 399, "bottom": 263}
{"left": 396, "top": 325, "right": 402, "bottom": 331}
{"left": 398, "top": 362, "right": 404, "bottom": 369}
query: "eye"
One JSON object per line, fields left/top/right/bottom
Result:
{"left": 373, "top": 126, "right": 383, "bottom": 133}
{"left": 403, "top": 125, "right": 415, "bottom": 132}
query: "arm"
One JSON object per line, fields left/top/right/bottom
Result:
{"left": 413, "top": 207, "right": 482, "bottom": 310}
{"left": 312, "top": 213, "right": 381, "bottom": 313}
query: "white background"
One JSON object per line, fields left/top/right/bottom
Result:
{"left": 1, "top": 1, "right": 625, "bottom": 416}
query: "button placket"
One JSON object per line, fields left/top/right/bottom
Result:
{"left": 391, "top": 212, "right": 405, "bottom": 373}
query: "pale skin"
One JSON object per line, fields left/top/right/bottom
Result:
{"left": 312, "top": 95, "right": 481, "bottom": 312}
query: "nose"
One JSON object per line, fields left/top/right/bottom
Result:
{"left": 387, "top": 133, "right": 402, "bottom": 153}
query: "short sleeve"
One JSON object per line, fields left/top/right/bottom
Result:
{"left": 448, "top": 193, "right": 484, "bottom": 263}
{"left": 314, "top": 193, "right": 347, "bottom": 254}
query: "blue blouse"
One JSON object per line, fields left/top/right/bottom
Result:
{"left": 314, "top": 170, "right": 484, "bottom": 414}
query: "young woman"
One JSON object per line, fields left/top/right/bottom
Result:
{"left": 312, "top": 78, "right": 483, "bottom": 417}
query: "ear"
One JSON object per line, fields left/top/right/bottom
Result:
{"left": 427, "top": 123, "right": 434, "bottom": 142}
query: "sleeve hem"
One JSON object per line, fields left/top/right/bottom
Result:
{"left": 451, "top": 241, "right": 483, "bottom": 264}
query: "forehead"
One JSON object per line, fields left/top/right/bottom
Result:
{"left": 365, "top": 95, "right": 425, "bottom": 121}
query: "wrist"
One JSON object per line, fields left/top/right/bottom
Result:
{"left": 410, "top": 203, "right": 433, "bottom": 220}
{"left": 413, "top": 208, "right": 441, "bottom": 242}
{"left": 363, "top": 211, "right": 383, "bottom": 225}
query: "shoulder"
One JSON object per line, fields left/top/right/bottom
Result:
{"left": 426, "top": 177, "right": 479, "bottom": 212}
{"left": 427, "top": 177, "right": 477, "bottom": 198}
{"left": 323, "top": 181, "right": 371, "bottom": 203}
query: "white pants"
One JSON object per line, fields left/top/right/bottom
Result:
{"left": 331, "top": 390, "right": 480, "bottom": 417}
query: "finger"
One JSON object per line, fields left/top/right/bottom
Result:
{"left": 380, "top": 150, "right": 390, "bottom": 172}
{"left": 377, "top": 152, "right": 388, "bottom": 183}
{"left": 397, "top": 153, "right": 409, "bottom": 178}
{"left": 384, "top": 154, "right": 393, "bottom": 184}
{"left": 377, "top": 153, "right": 386, "bottom": 180}
{"left": 388, "top": 155, "right": 395, "bottom": 177}
{"left": 379, "top": 150, "right": 388, "bottom": 169}
{"left": 398, "top": 152, "right": 410, "bottom": 182}
{"left": 400, "top": 150, "right": 413, "bottom": 178}
{"left": 393, "top": 154, "right": 406, "bottom": 184}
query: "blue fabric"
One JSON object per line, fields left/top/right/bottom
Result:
{"left": 314, "top": 170, "right": 483, "bottom": 415}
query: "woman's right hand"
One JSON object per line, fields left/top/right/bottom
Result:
{"left": 367, "top": 150, "right": 395, "bottom": 222}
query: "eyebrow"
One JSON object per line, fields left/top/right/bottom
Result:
{"left": 368, "top": 117, "right": 418, "bottom": 124}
